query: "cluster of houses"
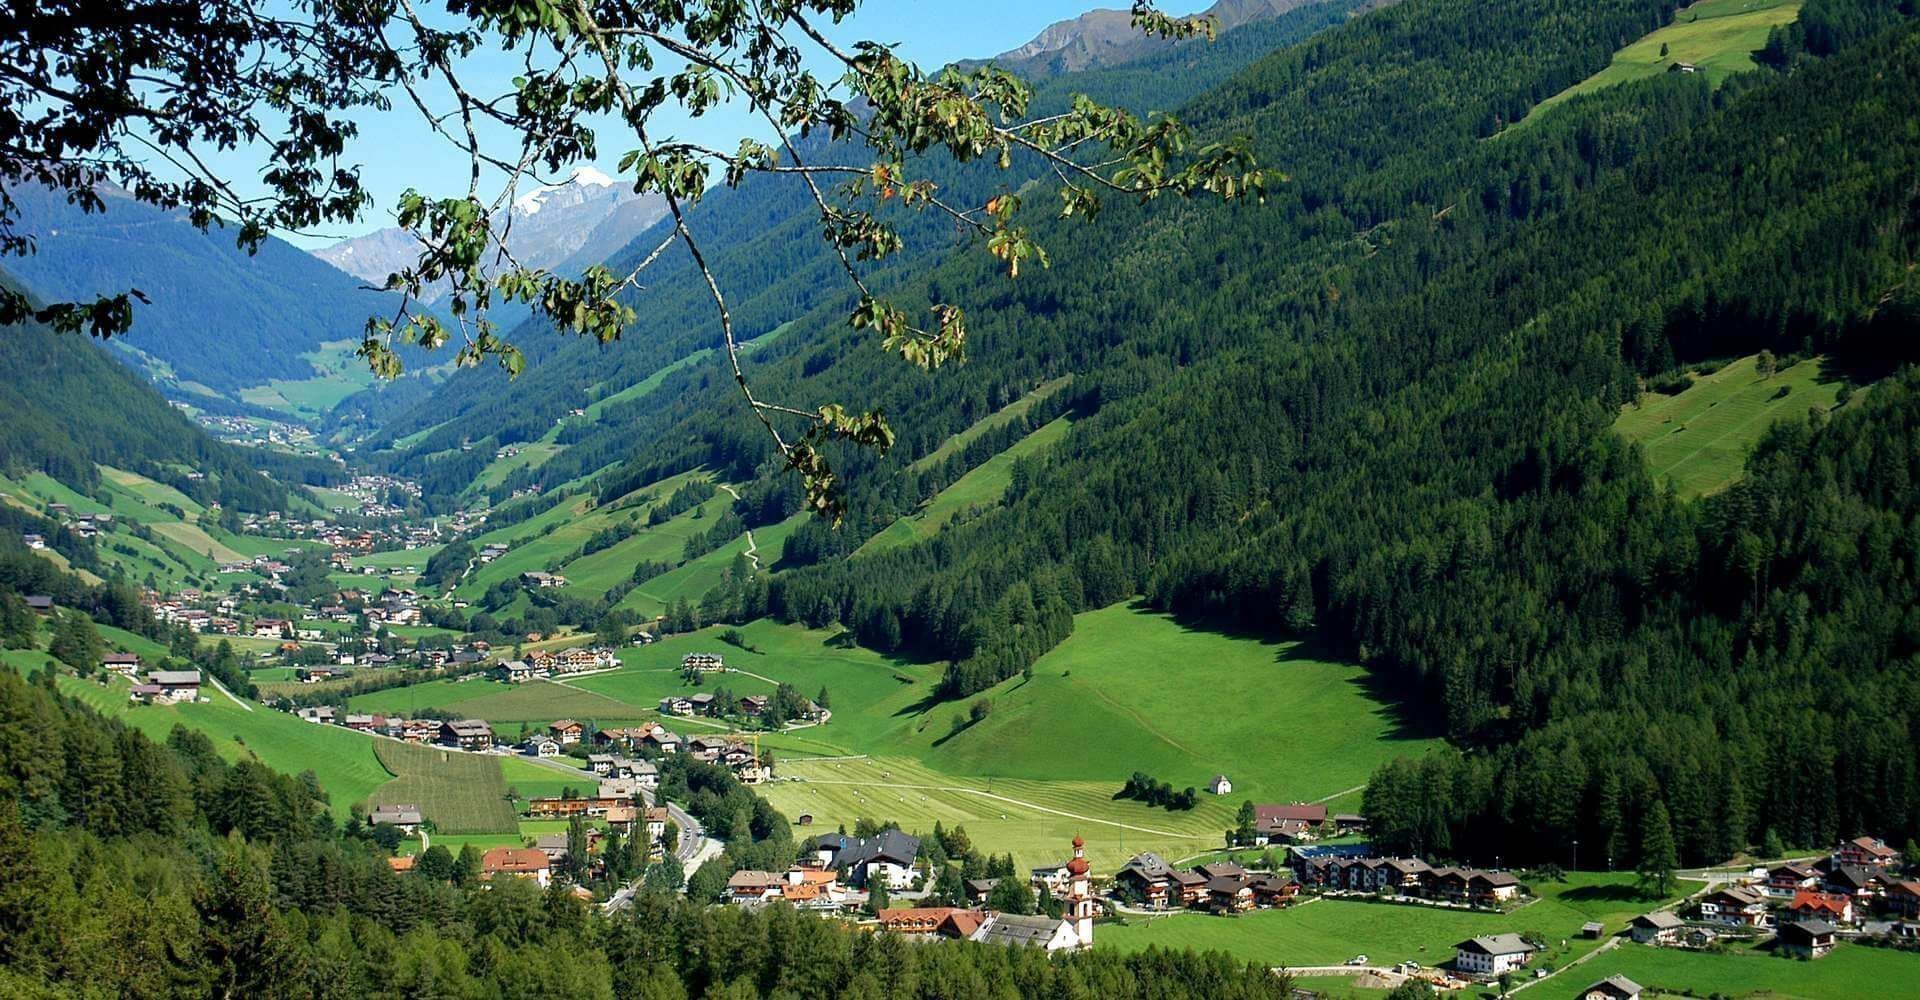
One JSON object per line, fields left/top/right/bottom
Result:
{"left": 520, "top": 571, "right": 568, "bottom": 589}
{"left": 491, "top": 646, "right": 619, "bottom": 682}
{"left": 108, "top": 656, "right": 204, "bottom": 705}
{"left": 1293, "top": 850, "right": 1522, "bottom": 905}
{"left": 1621, "top": 835, "right": 1920, "bottom": 962}
{"left": 40, "top": 507, "right": 114, "bottom": 541}
{"left": 1114, "top": 853, "right": 1301, "bottom": 912}
{"left": 1235, "top": 802, "right": 1368, "bottom": 846}
{"left": 656, "top": 691, "right": 825, "bottom": 724}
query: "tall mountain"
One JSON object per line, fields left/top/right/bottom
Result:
{"left": 963, "top": 0, "right": 1324, "bottom": 78}
{"left": 0, "top": 183, "right": 417, "bottom": 398}
{"left": 314, "top": 167, "right": 668, "bottom": 300}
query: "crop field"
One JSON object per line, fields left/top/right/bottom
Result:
{"left": 1615, "top": 354, "right": 1845, "bottom": 497}
{"left": 860, "top": 416, "right": 1073, "bottom": 555}
{"left": 1569, "top": 939, "right": 1920, "bottom": 1000}
{"left": 368, "top": 739, "right": 520, "bottom": 834}
{"left": 1525, "top": 0, "right": 1801, "bottom": 122}
{"left": 1100, "top": 871, "right": 1674, "bottom": 970}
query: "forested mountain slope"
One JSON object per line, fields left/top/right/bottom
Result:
{"left": 0, "top": 183, "right": 424, "bottom": 398}
{"left": 415, "top": 0, "right": 1920, "bottom": 866}
{"left": 0, "top": 277, "right": 298, "bottom": 513}
{"left": 354, "top": 0, "right": 1371, "bottom": 500}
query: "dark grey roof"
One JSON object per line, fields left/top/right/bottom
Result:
{"left": 1456, "top": 933, "right": 1535, "bottom": 956}
{"left": 1584, "top": 974, "right": 1643, "bottom": 997}
{"left": 1634, "top": 911, "right": 1683, "bottom": 929}
{"left": 971, "top": 913, "right": 1066, "bottom": 947}
{"left": 1783, "top": 918, "right": 1836, "bottom": 938}
{"left": 816, "top": 828, "right": 921, "bottom": 868}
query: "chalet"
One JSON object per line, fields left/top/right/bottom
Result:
{"left": 1116, "top": 852, "right": 1179, "bottom": 908}
{"left": 687, "top": 735, "right": 731, "bottom": 762}
{"left": 598, "top": 777, "right": 641, "bottom": 799}
{"left": 548, "top": 719, "right": 584, "bottom": 744}
{"left": 586, "top": 754, "right": 619, "bottom": 776}
{"left": 369, "top": 804, "right": 423, "bottom": 832}
{"left": 1698, "top": 885, "right": 1769, "bottom": 927}
{"left": 969, "top": 912, "right": 1088, "bottom": 952}
{"left": 22, "top": 534, "right": 44, "bottom": 550}
{"left": 687, "top": 692, "right": 717, "bottom": 716}
{"left": 1579, "top": 974, "right": 1645, "bottom": 1000}
{"left": 657, "top": 696, "right": 694, "bottom": 716}
{"left": 1838, "top": 835, "right": 1899, "bottom": 869}
{"left": 1333, "top": 813, "right": 1370, "bottom": 834}
{"left": 640, "top": 726, "right": 681, "bottom": 755}
{"left": 1171, "top": 869, "right": 1209, "bottom": 908}
{"left": 525, "top": 796, "right": 630, "bottom": 819}
{"left": 481, "top": 846, "right": 551, "bottom": 888}
{"left": 1668, "top": 61, "right": 1698, "bottom": 73}
{"left": 1251, "top": 803, "right": 1327, "bottom": 844}
{"left": 812, "top": 829, "right": 920, "bottom": 890}
{"left": 1207, "top": 875, "right": 1255, "bottom": 912}
{"left": 147, "top": 670, "right": 202, "bottom": 704}
{"left": 682, "top": 652, "right": 724, "bottom": 672}
{"left": 252, "top": 619, "right": 290, "bottom": 638}
{"left": 1208, "top": 774, "right": 1233, "bottom": 795}
{"left": 964, "top": 878, "right": 1000, "bottom": 904}
{"left": 494, "top": 660, "right": 534, "bottom": 683}
{"left": 1886, "top": 880, "right": 1920, "bottom": 918}
{"left": 24, "top": 595, "right": 52, "bottom": 614}
{"left": 297, "top": 706, "right": 337, "bottom": 725}
{"left": 1248, "top": 873, "right": 1298, "bottom": 905}
{"left": 644, "top": 806, "right": 669, "bottom": 845}
{"left": 878, "top": 907, "right": 985, "bottom": 939}
{"left": 101, "top": 652, "right": 141, "bottom": 675}
{"left": 1788, "top": 890, "right": 1853, "bottom": 925}
{"left": 1453, "top": 934, "right": 1536, "bottom": 978}
{"left": 520, "top": 571, "right": 566, "bottom": 588}
{"left": 524, "top": 736, "right": 562, "bottom": 758}
{"left": 1767, "top": 862, "right": 1821, "bottom": 896}
{"left": 439, "top": 719, "right": 493, "bottom": 751}
{"left": 603, "top": 805, "right": 639, "bottom": 834}
{"left": 1629, "top": 911, "right": 1683, "bottom": 945}
{"left": 1469, "top": 870, "right": 1521, "bottom": 904}
{"left": 1778, "top": 918, "right": 1836, "bottom": 960}
{"left": 737, "top": 694, "right": 769, "bottom": 717}
{"left": 343, "top": 713, "right": 377, "bottom": 731}
{"left": 1382, "top": 857, "right": 1433, "bottom": 892}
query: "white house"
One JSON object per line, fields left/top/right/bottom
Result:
{"left": 1209, "top": 774, "right": 1233, "bottom": 795}
{"left": 1453, "top": 934, "right": 1536, "bottom": 978}
{"left": 969, "top": 912, "right": 1087, "bottom": 952}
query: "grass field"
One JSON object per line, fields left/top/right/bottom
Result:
{"left": 236, "top": 339, "right": 381, "bottom": 421}
{"left": 455, "top": 470, "right": 714, "bottom": 601}
{"left": 499, "top": 755, "right": 598, "bottom": 800}
{"left": 1568, "top": 939, "right": 1920, "bottom": 999}
{"left": 617, "top": 513, "right": 805, "bottom": 617}
{"left": 1524, "top": 0, "right": 1801, "bottom": 123}
{"left": 910, "top": 376, "right": 1073, "bottom": 473}
{"left": 860, "top": 416, "right": 1074, "bottom": 555}
{"left": 1100, "top": 871, "right": 1672, "bottom": 970}
{"left": 368, "top": 739, "right": 521, "bottom": 834}
{"left": 1615, "top": 354, "right": 1846, "bottom": 497}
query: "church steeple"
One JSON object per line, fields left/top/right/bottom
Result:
{"left": 1064, "top": 835, "right": 1093, "bottom": 948}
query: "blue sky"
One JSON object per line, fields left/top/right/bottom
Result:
{"left": 212, "top": 2, "right": 1155, "bottom": 248}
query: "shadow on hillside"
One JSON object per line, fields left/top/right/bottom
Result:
{"left": 1557, "top": 882, "right": 1644, "bottom": 905}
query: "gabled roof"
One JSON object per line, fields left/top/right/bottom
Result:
{"left": 1632, "top": 911, "right": 1682, "bottom": 929}
{"left": 1118, "top": 852, "right": 1175, "bottom": 881}
{"left": 1781, "top": 917, "right": 1836, "bottom": 939}
{"left": 1583, "top": 974, "right": 1643, "bottom": 997}
{"left": 149, "top": 670, "right": 201, "bottom": 685}
{"left": 481, "top": 847, "right": 549, "bottom": 874}
{"left": 1456, "top": 933, "right": 1535, "bottom": 956}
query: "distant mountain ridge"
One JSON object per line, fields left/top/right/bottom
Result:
{"left": 963, "top": 0, "right": 1321, "bottom": 77}
{"left": 314, "top": 167, "right": 668, "bottom": 301}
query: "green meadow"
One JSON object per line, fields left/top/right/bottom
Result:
{"left": 909, "top": 376, "right": 1073, "bottom": 473}
{"left": 1525, "top": 0, "right": 1801, "bottom": 123}
{"left": 859, "top": 415, "right": 1073, "bottom": 555}
{"left": 1615, "top": 353, "right": 1846, "bottom": 497}
{"left": 1569, "top": 939, "right": 1920, "bottom": 999}
{"left": 1100, "top": 871, "right": 1674, "bottom": 970}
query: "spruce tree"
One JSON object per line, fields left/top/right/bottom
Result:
{"left": 1637, "top": 801, "right": 1679, "bottom": 899}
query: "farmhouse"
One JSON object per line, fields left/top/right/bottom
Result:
{"left": 439, "top": 719, "right": 494, "bottom": 751}
{"left": 1629, "top": 911, "right": 1683, "bottom": 945}
{"left": 369, "top": 804, "right": 424, "bottom": 832}
{"left": 146, "top": 670, "right": 202, "bottom": 704}
{"left": 657, "top": 696, "right": 693, "bottom": 716}
{"left": 1453, "top": 934, "right": 1536, "bottom": 978}
{"left": 1767, "top": 862, "right": 1821, "bottom": 896}
{"left": 101, "top": 652, "right": 140, "bottom": 675}
{"left": 481, "top": 847, "right": 551, "bottom": 887}
{"left": 1823, "top": 863, "right": 1880, "bottom": 900}
{"left": 1116, "top": 852, "right": 1180, "bottom": 908}
{"left": 1206, "top": 875, "right": 1255, "bottom": 912}
{"left": 494, "top": 660, "right": 534, "bottom": 683}
{"left": 970, "top": 912, "right": 1086, "bottom": 952}
{"left": 1031, "top": 860, "right": 1072, "bottom": 894}
{"left": 1251, "top": 802, "right": 1327, "bottom": 844}
{"left": 524, "top": 736, "right": 562, "bottom": 758}
{"left": 1778, "top": 918, "right": 1836, "bottom": 959}
{"left": 520, "top": 571, "right": 566, "bottom": 588}
{"left": 548, "top": 719, "right": 585, "bottom": 744}
{"left": 1886, "top": 880, "right": 1920, "bottom": 918}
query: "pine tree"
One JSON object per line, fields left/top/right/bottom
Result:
{"left": 864, "top": 877, "right": 890, "bottom": 915}
{"left": 1637, "top": 800, "right": 1678, "bottom": 899}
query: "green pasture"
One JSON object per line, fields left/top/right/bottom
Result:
{"left": 860, "top": 416, "right": 1072, "bottom": 555}
{"left": 910, "top": 376, "right": 1073, "bottom": 473}
{"left": 1524, "top": 0, "right": 1801, "bottom": 123}
{"left": 1615, "top": 354, "right": 1845, "bottom": 497}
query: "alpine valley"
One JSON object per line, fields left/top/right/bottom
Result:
{"left": 4, "top": 1, "right": 1920, "bottom": 998}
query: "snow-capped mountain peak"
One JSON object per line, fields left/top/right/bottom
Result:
{"left": 514, "top": 166, "right": 617, "bottom": 216}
